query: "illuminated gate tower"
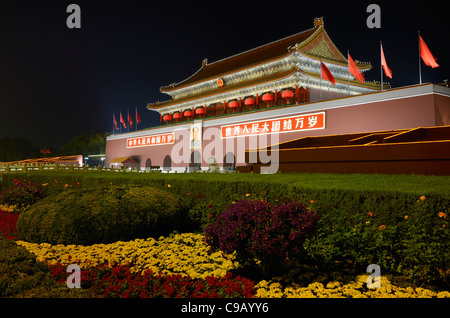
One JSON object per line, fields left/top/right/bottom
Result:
{"left": 148, "top": 17, "right": 378, "bottom": 124}
{"left": 105, "top": 17, "right": 448, "bottom": 172}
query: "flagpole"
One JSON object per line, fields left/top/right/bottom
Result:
{"left": 380, "top": 41, "right": 384, "bottom": 91}
{"left": 127, "top": 109, "right": 130, "bottom": 132}
{"left": 347, "top": 50, "right": 350, "bottom": 94}
{"left": 112, "top": 113, "right": 115, "bottom": 135}
{"left": 135, "top": 107, "right": 138, "bottom": 131}
{"left": 418, "top": 30, "right": 422, "bottom": 84}
{"left": 319, "top": 61, "right": 322, "bottom": 100}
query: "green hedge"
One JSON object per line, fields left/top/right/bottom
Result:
{"left": 304, "top": 192, "right": 449, "bottom": 287}
{"left": 17, "top": 184, "right": 187, "bottom": 245}
{"left": 0, "top": 237, "right": 86, "bottom": 297}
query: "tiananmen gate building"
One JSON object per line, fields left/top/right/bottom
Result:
{"left": 105, "top": 18, "right": 450, "bottom": 175}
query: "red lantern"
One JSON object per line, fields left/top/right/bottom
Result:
{"left": 244, "top": 97, "right": 255, "bottom": 106}
{"left": 228, "top": 100, "right": 239, "bottom": 108}
{"left": 163, "top": 114, "right": 171, "bottom": 122}
{"left": 281, "top": 90, "right": 294, "bottom": 99}
{"left": 262, "top": 93, "right": 273, "bottom": 102}
{"left": 184, "top": 110, "right": 193, "bottom": 117}
{"left": 173, "top": 112, "right": 182, "bottom": 119}
{"left": 195, "top": 107, "right": 205, "bottom": 115}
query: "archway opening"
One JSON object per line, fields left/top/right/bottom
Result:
{"left": 189, "top": 150, "right": 201, "bottom": 172}
{"left": 145, "top": 158, "right": 152, "bottom": 172}
{"left": 163, "top": 155, "right": 172, "bottom": 172}
{"left": 223, "top": 152, "right": 235, "bottom": 171}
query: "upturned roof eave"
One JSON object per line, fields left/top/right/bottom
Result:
{"left": 148, "top": 68, "right": 299, "bottom": 110}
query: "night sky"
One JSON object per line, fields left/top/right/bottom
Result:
{"left": 0, "top": 0, "right": 448, "bottom": 149}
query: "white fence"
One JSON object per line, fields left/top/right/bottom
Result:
{"left": 0, "top": 163, "right": 158, "bottom": 174}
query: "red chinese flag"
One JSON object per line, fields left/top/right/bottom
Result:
{"left": 128, "top": 112, "right": 133, "bottom": 128}
{"left": 419, "top": 35, "right": 439, "bottom": 68}
{"left": 113, "top": 114, "right": 119, "bottom": 130}
{"left": 348, "top": 53, "right": 365, "bottom": 82}
{"left": 320, "top": 61, "right": 336, "bottom": 85}
{"left": 381, "top": 44, "right": 393, "bottom": 79}
{"left": 136, "top": 108, "right": 141, "bottom": 124}
{"left": 120, "top": 112, "right": 127, "bottom": 129}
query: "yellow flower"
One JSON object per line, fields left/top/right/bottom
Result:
{"left": 437, "top": 291, "right": 450, "bottom": 298}
{"left": 0, "top": 204, "right": 17, "bottom": 212}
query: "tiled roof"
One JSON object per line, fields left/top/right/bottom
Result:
{"left": 160, "top": 25, "right": 318, "bottom": 92}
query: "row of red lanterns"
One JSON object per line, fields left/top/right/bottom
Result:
{"left": 233, "top": 89, "right": 294, "bottom": 108}
{"left": 163, "top": 89, "right": 295, "bottom": 122}
{"left": 164, "top": 107, "right": 205, "bottom": 121}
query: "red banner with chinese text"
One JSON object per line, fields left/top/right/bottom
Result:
{"left": 127, "top": 133, "right": 175, "bottom": 148}
{"left": 220, "top": 112, "right": 325, "bottom": 138}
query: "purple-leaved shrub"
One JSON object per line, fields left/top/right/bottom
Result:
{"left": 205, "top": 199, "right": 319, "bottom": 271}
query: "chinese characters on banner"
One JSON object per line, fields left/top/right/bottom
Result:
{"left": 127, "top": 133, "right": 175, "bottom": 148}
{"left": 220, "top": 112, "right": 325, "bottom": 138}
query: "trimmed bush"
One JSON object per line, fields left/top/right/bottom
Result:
{"left": 17, "top": 185, "right": 186, "bottom": 245}
{"left": 205, "top": 199, "right": 320, "bottom": 273}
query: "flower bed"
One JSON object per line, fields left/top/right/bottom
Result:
{"left": 255, "top": 276, "right": 450, "bottom": 298}
{"left": 0, "top": 179, "right": 46, "bottom": 211}
{"left": 17, "top": 233, "right": 238, "bottom": 279}
{"left": 48, "top": 263, "right": 255, "bottom": 298}
{"left": 16, "top": 232, "right": 450, "bottom": 298}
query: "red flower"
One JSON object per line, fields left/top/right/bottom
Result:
{"left": 197, "top": 193, "right": 202, "bottom": 198}
{"left": 368, "top": 211, "right": 374, "bottom": 217}
{"left": 48, "top": 262, "right": 256, "bottom": 298}
{"left": 0, "top": 209, "right": 19, "bottom": 240}
{"left": 207, "top": 204, "right": 212, "bottom": 208}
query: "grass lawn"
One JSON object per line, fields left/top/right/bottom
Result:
{"left": 2, "top": 171, "right": 449, "bottom": 195}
